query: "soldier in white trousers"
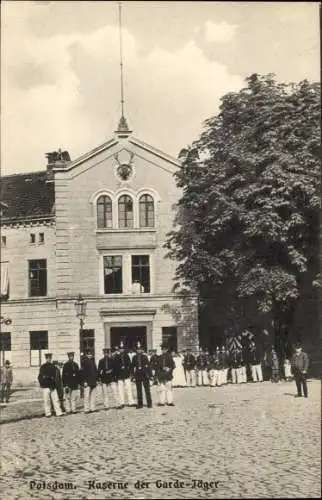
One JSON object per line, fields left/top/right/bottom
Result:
{"left": 62, "top": 352, "right": 80, "bottom": 414}
{"left": 157, "top": 343, "right": 175, "bottom": 406}
{"left": 249, "top": 342, "right": 263, "bottom": 382}
{"left": 38, "top": 353, "right": 63, "bottom": 417}
{"left": 81, "top": 350, "right": 98, "bottom": 413}
{"left": 98, "top": 348, "right": 118, "bottom": 409}
{"left": 113, "top": 343, "right": 135, "bottom": 408}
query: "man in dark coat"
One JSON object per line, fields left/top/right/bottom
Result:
{"left": 98, "top": 348, "right": 118, "bottom": 409}
{"left": 249, "top": 342, "right": 263, "bottom": 382}
{"left": 149, "top": 349, "right": 159, "bottom": 386}
{"left": 156, "top": 343, "right": 175, "bottom": 406}
{"left": 81, "top": 350, "right": 98, "bottom": 413}
{"left": 113, "top": 342, "right": 135, "bottom": 408}
{"left": 291, "top": 342, "right": 309, "bottom": 398}
{"left": 132, "top": 342, "right": 152, "bottom": 409}
{"left": 38, "top": 353, "right": 63, "bottom": 417}
{"left": 62, "top": 352, "right": 80, "bottom": 414}
{"left": 183, "top": 348, "right": 196, "bottom": 387}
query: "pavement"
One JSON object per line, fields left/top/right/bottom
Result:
{"left": 0, "top": 380, "right": 321, "bottom": 499}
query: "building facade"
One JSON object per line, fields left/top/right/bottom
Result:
{"left": 0, "top": 124, "right": 198, "bottom": 381}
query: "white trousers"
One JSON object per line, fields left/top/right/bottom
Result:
{"left": 240, "top": 366, "right": 247, "bottom": 383}
{"left": 117, "top": 378, "right": 135, "bottom": 406}
{"left": 231, "top": 368, "right": 243, "bottom": 384}
{"left": 219, "top": 368, "right": 228, "bottom": 385}
{"left": 101, "top": 382, "right": 118, "bottom": 408}
{"left": 64, "top": 388, "right": 78, "bottom": 413}
{"left": 43, "top": 388, "right": 62, "bottom": 417}
{"left": 159, "top": 380, "right": 173, "bottom": 404}
{"left": 197, "top": 370, "right": 209, "bottom": 386}
{"left": 210, "top": 369, "right": 222, "bottom": 387}
{"left": 251, "top": 364, "right": 263, "bottom": 382}
{"left": 185, "top": 370, "right": 196, "bottom": 387}
{"left": 84, "top": 386, "right": 96, "bottom": 412}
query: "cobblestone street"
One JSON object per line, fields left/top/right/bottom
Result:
{"left": 0, "top": 380, "right": 320, "bottom": 499}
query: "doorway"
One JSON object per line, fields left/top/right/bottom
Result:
{"left": 110, "top": 326, "right": 147, "bottom": 351}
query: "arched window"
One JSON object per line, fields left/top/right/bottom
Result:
{"left": 97, "top": 195, "right": 112, "bottom": 228}
{"left": 118, "top": 195, "right": 133, "bottom": 228}
{"left": 139, "top": 194, "right": 155, "bottom": 228}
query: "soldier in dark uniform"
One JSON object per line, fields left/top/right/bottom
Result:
{"left": 98, "top": 348, "right": 118, "bottom": 409}
{"left": 38, "top": 353, "right": 63, "bottom": 417}
{"left": 62, "top": 352, "right": 80, "bottom": 414}
{"left": 132, "top": 342, "right": 152, "bottom": 409}
{"left": 156, "top": 343, "right": 175, "bottom": 406}
{"left": 183, "top": 348, "right": 196, "bottom": 387}
{"left": 220, "top": 346, "right": 229, "bottom": 385}
{"left": 149, "top": 349, "right": 159, "bottom": 386}
{"left": 53, "top": 360, "right": 65, "bottom": 412}
{"left": 196, "top": 348, "right": 210, "bottom": 386}
{"left": 113, "top": 342, "right": 135, "bottom": 408}
{"left": 81, "top": 349, "right": 98, "bottom": 413}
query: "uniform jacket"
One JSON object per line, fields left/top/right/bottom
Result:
{"left": 196, "top": 353, "right": 212, "bottom": 370}
{"left": 113, "top": 352, "right": 132, "bottom": 380}
{"left": 156, "top": 352, "right": 175, "bottom": 381}
{"left": 0, "top": 366, "right": 13, "bottom": 385}
{"left": 62, "top": 360, "right": 80, "bottom": 389}
{"left": 249, "top": 348, "right": 261, "bottom": 365}
{"left": 131, "top": 353, "right": 151, "bottom": 380}
{"left": 291, "top": 352, "right": 309, "bottom": 374}
{"left": 149, "top": 354, "right": 159, "bottom": 371}
{"left": 229, "top": 350, "right": 243, "bottom": 368}
{"left": 81, "top": 357, "right": 98, "bottom": 388}
{"left": 183, "top": 353, "right": 196, "bottom": 370}
{"left": 98, "top": 356, "right": 116, "bottom": 384}
{"left": 38, "top": 362, "right": 57, "bottom": 389}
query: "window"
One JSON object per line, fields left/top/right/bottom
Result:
{"left": 29, "top": 259, "right": 47, "bottom": 297}
{"left": 139, "top": 194, "right": 155, "bottom": 227}
{"left": 30, "top": 233, "right": 36, "bottom": 244}
{"left": 39, "top": 233, "right": 44, "bottom": 244}
{"left": 1, "top": 235, "right": 6, "bottom": 247}
{"left": 131, "top": 255, "right": 150, "bottom": 293}
{"left": 162, "top": 327, "right": 178, "bottom": 353}
{"left": 97, "top": 195, "right": 113, "bottom": 228}
{"left": 0, "top": 333, "right": 11, "bottom": 366}
{"left": 118, "top": 195, "right": 133, "bottom": 229}
{"left": 103, "top": 256, "right": 123, "bottom": 294}
{"left": 30, "top": 330, "right": 48, "bottom": 367}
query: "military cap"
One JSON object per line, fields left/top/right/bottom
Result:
{"left": 103, "top": 347, "right": 111, "bottom": 353}
{"left": 45, "top": 352, "right": 52, "bottom": 358}
{"left": 67, "top": 352, "right": 74, "bottom": 356}
{"left": 85, "top": 349, "right": 93, "bottom": 355}
{"left": 160, "top": 343, "right": 168, "bottom": 349}
{"left": 5, "top": 360, "right": 10, "bottom": 365}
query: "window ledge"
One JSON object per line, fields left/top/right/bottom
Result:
{"left": 100, "top": 293, "right": 153, "bottom": 298}
{"left": 96, "top": 228, "right": 156, "bottom": 233}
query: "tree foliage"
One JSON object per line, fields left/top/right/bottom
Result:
{"left": 166, "top": 74, "right": 320, "bottom": 343}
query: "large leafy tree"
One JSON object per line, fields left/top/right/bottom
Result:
{"left": 166, "top": 74, "right": 320, "bottom": 352}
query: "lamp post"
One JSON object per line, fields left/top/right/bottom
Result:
{"left": 74, "top": 294, "right": 87, "bottom": 399}
{"left": 74, "top": 293, "right": 87, "bottom": 346}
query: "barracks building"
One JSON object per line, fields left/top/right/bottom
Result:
{"left": 0, "top": 119, "right": 199, "bottom": 381}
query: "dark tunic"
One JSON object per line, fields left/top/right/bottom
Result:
{"left": 98, "top": 356, "right": 116, "bottom": 384}
{"left": 156, "top": 353, "right": 175, "bottom": 382}
{"left": 183, "top": 353, "right": 196, "bottom": 371}
{"left": 38, "top": 362, "right": 57, "bottom": 389}
{"left": 62, "top": 360, "right": 80, "bottom": 389}
{"left": 132, "top": 353, "right": 151, "bottom": 380}
{"left": 113, "top": 352, "right": 132, "bottom": 380}
{"left": 81, "top": 357, "right": 98, "bottom": 388}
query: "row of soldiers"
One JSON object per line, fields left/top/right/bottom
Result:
{"left": 38, "top": 342, "right": 176, "bottom": 417}
{"left": 181, "top": 343, "right": 263, "bottom": 386}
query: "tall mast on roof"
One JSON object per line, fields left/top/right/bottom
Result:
{"left": 116, "top": 1, "right": 131, "bottom": 136}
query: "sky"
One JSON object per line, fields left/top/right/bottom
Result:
{"left": 1, "top": 1, "right": 320, "bottom": 175}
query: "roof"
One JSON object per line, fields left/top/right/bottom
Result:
{"left": 0, "top": 170, "right": 55, "bottom": 222}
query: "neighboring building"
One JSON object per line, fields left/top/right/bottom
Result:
{"left": 0, "top": 120, "right": 198, "bottom": 380}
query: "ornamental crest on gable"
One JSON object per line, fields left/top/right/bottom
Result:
{"left": 114, "top": 151, "right": 135, "bottom": 182}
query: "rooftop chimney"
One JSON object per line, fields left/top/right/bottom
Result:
{"left": 46, "top": 149, "right": 71, "bottom": 180}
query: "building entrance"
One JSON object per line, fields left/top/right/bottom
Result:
{"left": 110, "top": 326, "right": 147, "bottom": 351}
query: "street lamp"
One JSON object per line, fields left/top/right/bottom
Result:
{"left": 74, "top": 293, "right": 87, "bottom": 332}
